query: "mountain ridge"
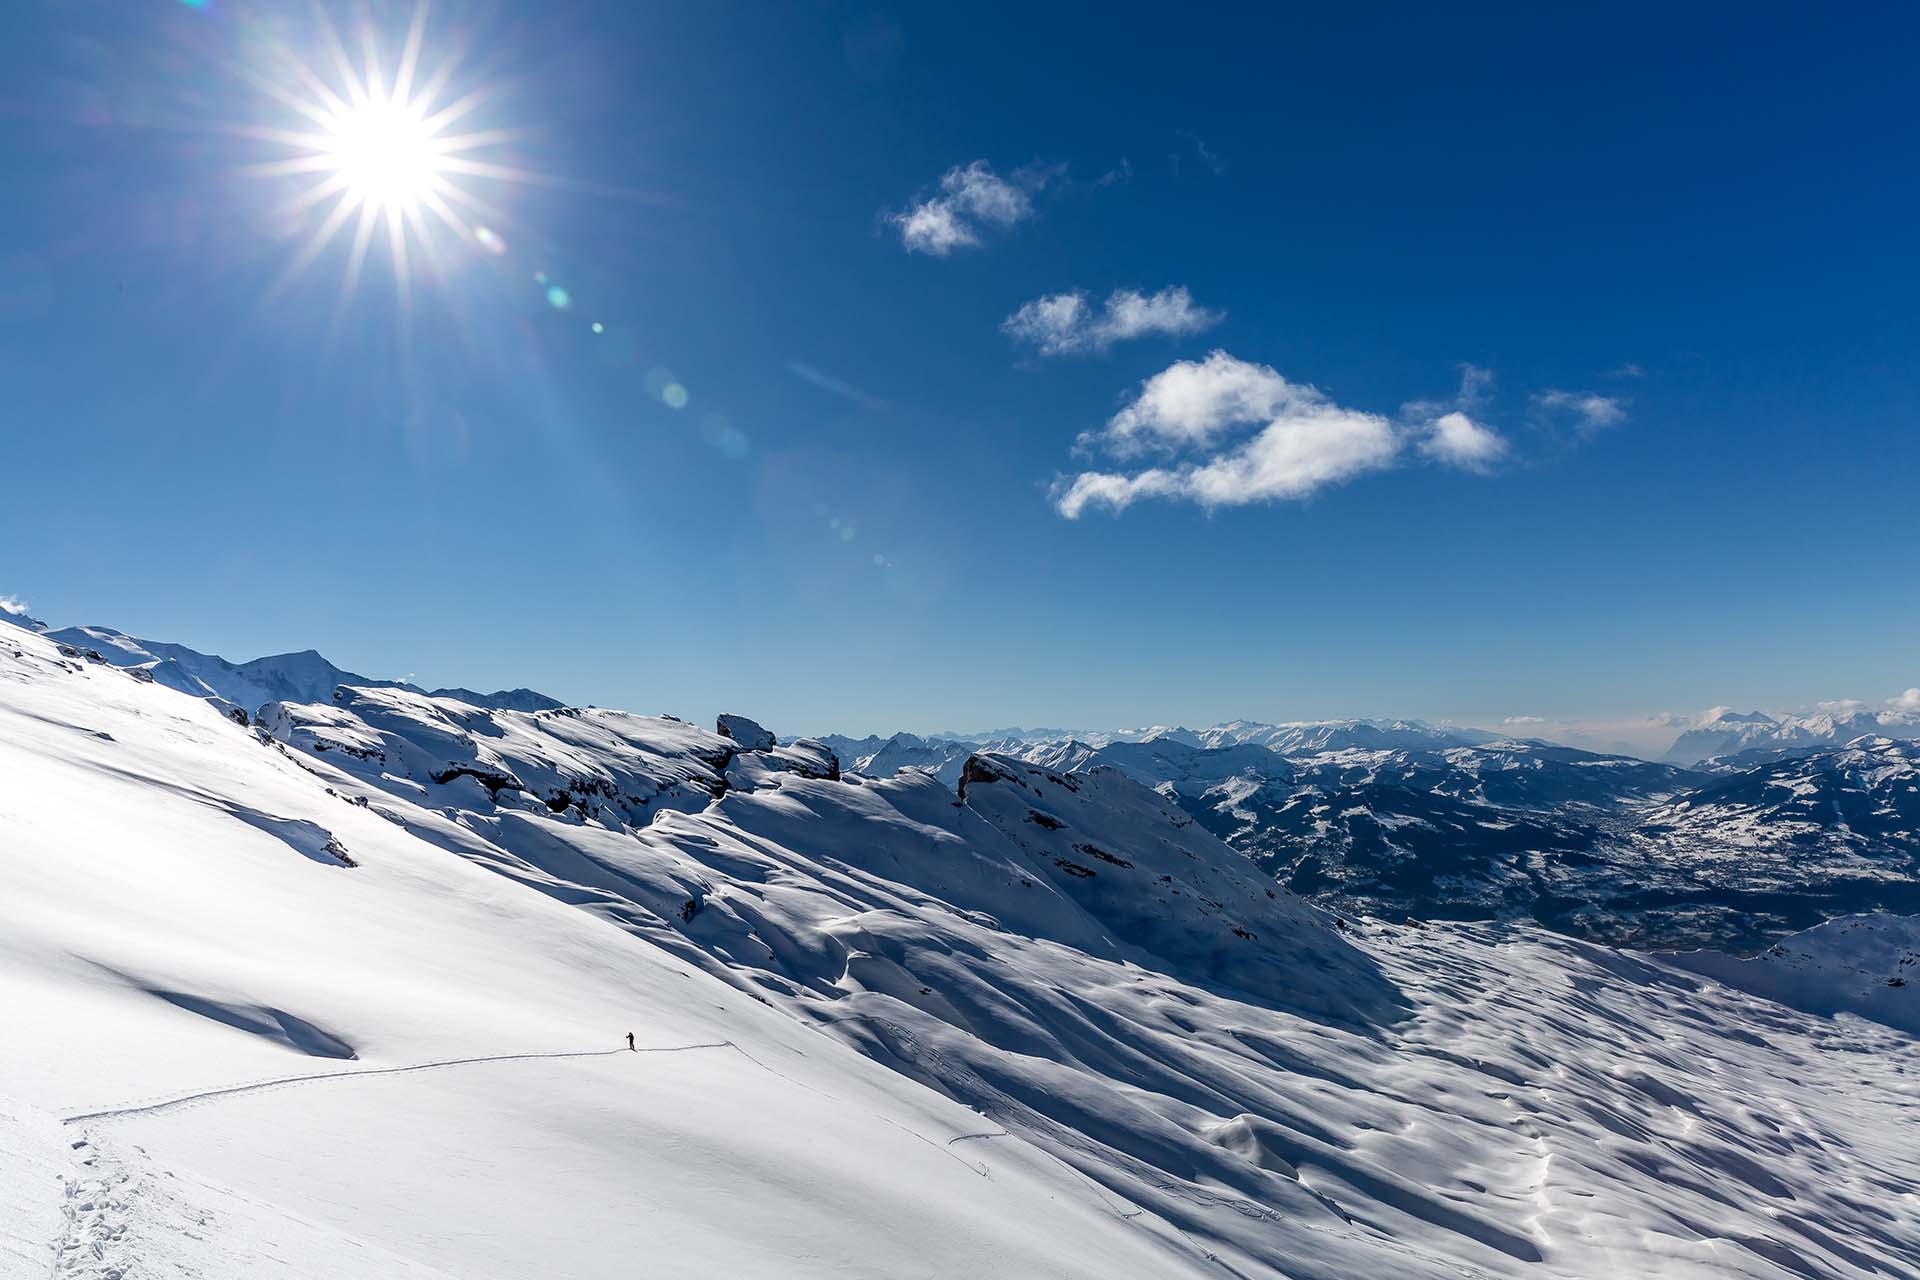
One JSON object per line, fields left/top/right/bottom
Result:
{"left": 2, "top": 609, "right": 562, "bottom": 719}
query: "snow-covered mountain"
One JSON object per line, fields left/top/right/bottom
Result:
{"left": 817, "top": 722, "right": 1920, "bottom": 947}
{"left": 1666, "top": 706, "right": 1920, "bottom": 764}
{"left": 1021, "top": 736, "right": 1710, "bottom": 937}
{"left": 818, "top": 720, "right": 1500, "bottom": 788}
{"left": 1086, "top": 735, "right": 1920, "bottom": 948}
{"left": 1667, "top": 912, "right": 1920, "bottom": 1035}
{"left": 5, "top": 619, "right": 1918, "bottom": 1276}
{"left": 1182, "top": 718, "right": 1504, "bottom": 752}
{"left": 814, "top": 730, "right": 985, "bottom": 784}
{"left": 1644, "top": 736, "right": 1920, "bottom": 856}
{"left": 3, "top": 610, "right": 560, "bottom": 720}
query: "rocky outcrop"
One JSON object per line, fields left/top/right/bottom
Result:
{"left": 716, "top": 714, "right": 776, "bottom": 751}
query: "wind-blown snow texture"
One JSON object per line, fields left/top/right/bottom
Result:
{"left": 1, "top": 623, "right": 1916, "bottom": 1277}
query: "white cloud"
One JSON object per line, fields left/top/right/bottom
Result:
{"left": 1092, "top": 351, "right": 1321, "bottom": 456}
{"left": 1533, "top": 389, "right": 1626, "bottom": 432}
{"left": 1401, "top": 365, "right": 1508, "bottom": 473}
{"left": 1419, "top": 410, "right": 1507, "bottom": 472}
{"left": 1890, "top": 688, "right": 1920, "bottom": 712}
{"left": 1054, "top": 353, "right": 1400, "bottom": 517}
{"left": 895, "top": 201, "right": 977, "bottom": 255}
{"left": 1048, "top": 352, "right": 1614, "bottom": 518}
{"left": 891, "top": 161, "right": 1045, "bottom": 255}
{"left": 0, "top": 593, "right": 27, "bottom": 617}
{"left": 1004, "top": 286, "right": 1221, "bottom": 356}
{"left": 1607, "top": 363, "right": 1646, "bottom": 378}
{"left": 1816, "top": 698, "right": 1867, "bottom": 715}
{"left": 1502, "top": 715, "right": 1547, "bottom": 726}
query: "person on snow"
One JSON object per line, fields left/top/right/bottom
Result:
{"left": 626, "top": 1031, "right": 636, "bottom": 1051}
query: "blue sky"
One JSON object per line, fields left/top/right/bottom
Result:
{"left": 2, "top": 1, "right": 1916, "bottom": 744}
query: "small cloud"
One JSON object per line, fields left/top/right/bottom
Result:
{"left": 1090, "top": 351, "right": 1319, "bottom": 457}
{"left": 1096, "top": 158, "right": 1134, "bottom": 187}
{"left": 1456, "top": 363, "right": 1494, "bottom": 407}
{"left": 1533, "top": 388, "right": 1626, "bottom": 433}
{"left": 1053, "top": 354, "right": 1537, "bottom": 518}
{"left": 1890, "top": 688, "right": 1920, "bottom": 712}
{"left": 1816, "top": 698, "right": 1867, "bottom": 715}
{"left": 0, "top": 593, "right": 28, "bottom": 617}
{"left": 1418, "top": 411, "right": 1507, "bottom": 472}
{"left": 1502, "top": 715, "right": 1547, "bottom": 725}
{"left": 1047, "top": 354, "right": 1623, "bottom": 519}
{"left": 1054, "top": 351, "right": 1400, "bottom": 517}
{"left": 1004, "top": 285, "right": 1222, "bottom": 357}
{"left": 1607, "top": 363, "right": 1646, "bottom": 378}
{"left": 889, "top": 161, "right": 1048, "bottom": 255}
{"left": 1406, "top": 365, "right": 1508, "bottom": 473}
{"left": 1171, "top": 131, "right": 1226, "bottom": 175}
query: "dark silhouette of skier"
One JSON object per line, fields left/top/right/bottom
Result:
{"left": 626, "top": 1031, "right": 635, "bottom": 1051}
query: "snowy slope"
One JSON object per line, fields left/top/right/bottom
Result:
{"left": 1667, "top": 913, "right": 1920, "bottom": 1035}
{"left": 3, "top": 623, "right": 1918, "bottom": 1277}
{"left": 0, "top": 630, "right": 1217, "bottom": 1280}
{"left": 3, "top": 610, "right": 559, "bottom": 720}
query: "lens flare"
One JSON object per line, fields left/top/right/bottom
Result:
{"left": 246, "top": 3, "right": 531, "bottom": 306}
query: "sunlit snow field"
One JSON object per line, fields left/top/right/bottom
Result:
{"left": 2, "top": 624, "right": 1916, "bottom": 1278}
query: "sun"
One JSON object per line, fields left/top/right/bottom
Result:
{"left": 318, "top": 95, "right": 446, "bottom": 217}
{"left": 244, "top": 4, "right": 527, "bottom": 305}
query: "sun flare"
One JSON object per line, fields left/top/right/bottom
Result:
{"left": 246, "top": 4, "right": 526, "bottom": 304}
{"left": 319, "top": 96, "right": 445, "bottom": 216}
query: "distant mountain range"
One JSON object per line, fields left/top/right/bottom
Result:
{"left": 1666, "top": 704, "right": 1920, "bottom": 764}
{"left": 823, "top": 719, "right": 1920, "bottom": 949}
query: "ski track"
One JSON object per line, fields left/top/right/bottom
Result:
{"left": 46, "top": 1039, "right": 1071, "bottom": 1276}
{"left": 60, "top": 1041, "right": 733, "bottom": 1126}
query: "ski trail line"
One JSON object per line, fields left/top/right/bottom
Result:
{"left": 61, "top": 1041, "right": 735, "bottom": 1125}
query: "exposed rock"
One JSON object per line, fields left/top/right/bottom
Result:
{"left": 716, "top": 714, "right": 776, "bottom": 751}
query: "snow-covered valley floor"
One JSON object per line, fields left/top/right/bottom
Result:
{"left": 2, "top": 625, "right": 1916, "bottom": 1278}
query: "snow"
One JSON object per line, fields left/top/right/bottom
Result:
{"left": 0, "top": 629, "right": 1208, "bottom": 1279}
{"left": 0, "top": 611, "right": 560, "bottom": 720}
{"left": 717, "top": 711, "right": 778, "bottom": 750}
{"left": 1668, "top": 912, "right": 1920, "bottom": 1034}
{"left": 1, "top": 621, "right": 1918, "bottom": 1277}
{"left": 1668, "top": 706, "right": 1920, "bottom": 764}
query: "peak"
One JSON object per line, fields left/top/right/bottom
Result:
{"left": 716, "top": 713, "right": 776, "bottom": 751}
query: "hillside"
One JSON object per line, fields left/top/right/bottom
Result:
{"left": 1, "top": 622, "right": 1915, "bottom": 1277}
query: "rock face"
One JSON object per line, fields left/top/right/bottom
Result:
{"left": 716, "top": 713, "right": 776, "bottom": 751}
